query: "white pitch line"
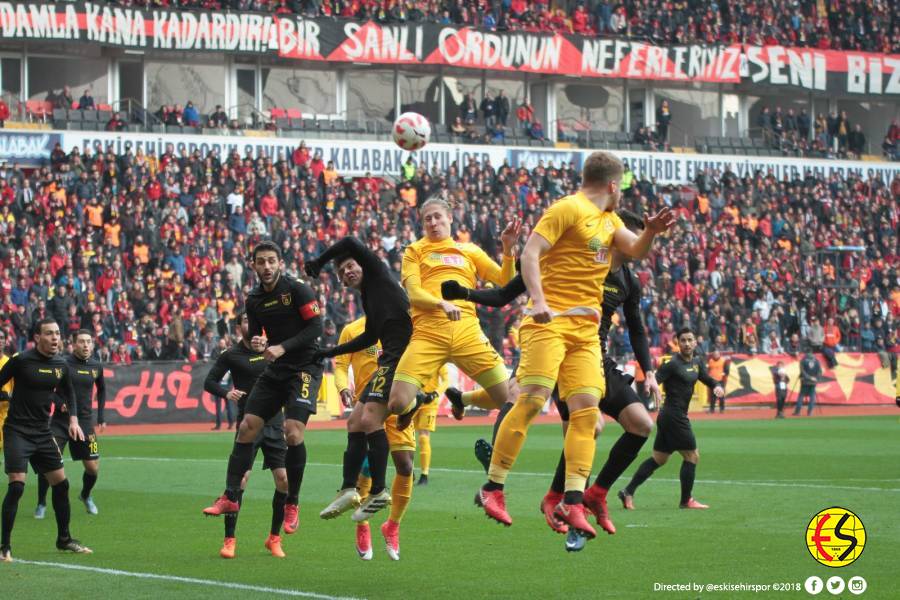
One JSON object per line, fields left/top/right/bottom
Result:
{"left": 13, "top": 559, "right": 364, "bottom": 600}
{"left": 104, "top": 456, "right": 900, "bottom": 493}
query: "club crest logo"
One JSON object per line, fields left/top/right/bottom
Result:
{"left": 280, "top": 293, "right": 292, "bottom": 306}
{"left": 91, "top": 369, "right": 98, "bottom": 378}
{"left": 806, "top": 507, "right": 866, "bottom": 567}
{"left": 54, "top": 368, "right": 62, "bottom": 379}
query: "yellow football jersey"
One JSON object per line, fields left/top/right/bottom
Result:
{"left": 333, "top": 317, "right": 381, "bottom": 404}
{"left": 402, "top": 237, "right": 514, "bottom": 323}
{"left": 532, "top": 192, "right": 624, "bottom": 313}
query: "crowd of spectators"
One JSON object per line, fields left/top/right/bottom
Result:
{"left": 0, "top": 141, "right": 896, "bottom": 371}
{"left": 100, "top": 0, "right": 900, "bottom": 52}
{"left": 755, "top": 106, "right": 881, "bottom": 160}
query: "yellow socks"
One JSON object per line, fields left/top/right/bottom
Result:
{"left": 487, "top": 393, "right": 545, "bottom": 484}
{"left": 418, "top": 435, "right": 431, "bottom": 476}
{"left": 356, "top": 474, "right": 372, "bottom": 501}
{"left": 462, "top": 389, "right": 497, "bottom": 410}
{"left": 388, "top": 474, "right": 413, "bottom": 523}
{"left": 564, "top": 406, "right": 600, "bottom": 492}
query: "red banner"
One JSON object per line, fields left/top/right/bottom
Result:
{"left": 0, "top": 2, "right": 898, "bottom": 95}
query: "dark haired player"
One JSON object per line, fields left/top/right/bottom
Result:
{"left": 0, "top": 319, "right": 92, "bottom": 562}
{"left": 305, "top": 235, "right": 414, "bottom": 524}
{"left": 619, "top": 327, "right": 723, "bottom": 510}
{"left": 203, "top": 241, "right": 323, "bottom": 540}
{"left": 443, "top": 209, "right": 660, "bottom": 543}
{"left": 35, "top": 330, "right": 106, "bottom": 518}
{"left": 204, "top": 311, "right": 288, "bottom": 559}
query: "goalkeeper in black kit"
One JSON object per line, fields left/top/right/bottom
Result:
{"left": 442, "top": 209, "right": 661, "bottom": 548}
{"left": 619, "top": 327, "right": 723, "bottom": 511}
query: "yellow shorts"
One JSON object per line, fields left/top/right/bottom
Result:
{"left": 516, "top": 316, "right": 604, "bottom": 401}
{"left": 395, "top": 317, "right": 506, "bottom": 390}
{"left": 0, "top": 404, "right": 7, "bottom": 449}
{"left": 385, "top": 415, "right": 416, "bottom": 453}
{"left": 413, "top": 399, "right": 438, "bottom": 432}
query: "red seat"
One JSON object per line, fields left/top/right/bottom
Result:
{"left": 270, "top": 107, "right": 287, "bottom": 118}
{"left": 97, "top": 103, "right": 113, "bottom": 111}
{"left": 286, "top": 108, "right": 302, "bottom": 119}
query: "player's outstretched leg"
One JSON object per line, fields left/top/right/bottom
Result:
{"left": 678, "top": 451, "right": 707, "bottom": 509}
{"left": 477, "top": 388, "right": 546, "bottom": 526}
{"left": 352, "top": 430, "right": 391, "bottom": 522}
{"left": 35, "top": 473, "right": 49, "bottom": 519}
{"left": 552, "top": 403, "right": 600, "bottom": 539}
{"left": 619, "top": 453, "right": 666, "bottom": 509}
{"left": 381, "top": 450, "right": 414, "bottom": 561}
{"left": 266, "top": 467, "right": 289, "bottom": 558}
{"left": 541, "top": 450, "right": 568, "bottom": 534}
{"left": 355, "top": 467, "right": 374, "bottom": 560}
{"left": 204, "top": 418, "right": 263, "bottom": 516}
{"left": 50, "top": 477, "right": 92, "bottom": 554}
{"left": 1, "top": 480, "right": 25, "bottom": 561}
{"left": 584, "top": 405, "right": 652, "bottom": 534}
{"left": 220, "top": 489, "right": 243, "bottom": 559}
{"left": 282, "top": 419, "right": 309, "bottom": 534}
{"left": 320, "top": 432, "right": 365, "bottom": 519}
{"left": 80, "top": 461, "right": 99, "bottom": 515}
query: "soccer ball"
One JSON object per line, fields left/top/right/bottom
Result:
{"left": 392, "top": 112, "right": 431, "bottom": 151}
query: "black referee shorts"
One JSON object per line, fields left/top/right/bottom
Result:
{"left": 652, "top": 410, "right": 697, "bottom": 453}
{"left": 244, "top": 363, "right": 323, "bottom": 424}
{"left": 555, "top": 358, "right": 641, "bottom": 422}
{"left": 2, "top": 425, "right": 65, "bottom": 475}
{"left": 50, "top": 418, "right": 100, "bottom": 461}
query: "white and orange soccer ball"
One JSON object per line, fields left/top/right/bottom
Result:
{"left": 392, "top": 112, "right": 431, "bottom": 151}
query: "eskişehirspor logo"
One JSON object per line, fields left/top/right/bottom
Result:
{"left": 806, "top": 507, "right": 866, "bottom": 567}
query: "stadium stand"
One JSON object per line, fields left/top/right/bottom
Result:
{"left": 0, "top": 146, "right": 896, "bottom": 366}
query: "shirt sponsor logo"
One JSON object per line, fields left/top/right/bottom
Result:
{"left": 263, "top": 299, "right": 278, "bottom": 308}
{"left": 249, "top": 356, "right": 266, "bottom": 363}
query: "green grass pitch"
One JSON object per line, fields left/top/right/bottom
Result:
{"left": 3, "top": 415, "right": 899, "bottom": 599}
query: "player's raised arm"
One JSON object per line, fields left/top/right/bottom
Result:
{"left": 305, "top": 236, "right": 383, "bottom": 277}
{"left": 442, "top": 273, "right": 527, "bottom": 307}
{"left": 612, "top": 208, "right": 676, "bottom": 259}
{"left": 318, "top": 317, "right": 378, "bottom": 358}
{"left": 621, "top": 273, "right": 653, "bottom": 375}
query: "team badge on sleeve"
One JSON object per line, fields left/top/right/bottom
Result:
{"left": 300, "top": 301, "right": 321, "bottom": 319}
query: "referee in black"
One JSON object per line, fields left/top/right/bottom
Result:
{"left": 0, "top": 318, "right": 92, "bottom": 562}
{"left": 204, "top": 310, "right": 289, "bottom": 558}
{"left": 36, "top": 329, "right": 106, "bottom": 518}
{"left": 619, "top": 327, "right": 723, "bottom": 510}
{"left": 305, "top": 235, "right": 414, "bottom": 521}
{"left": 203, "top": 241, "right": 323, "bottom": 541}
